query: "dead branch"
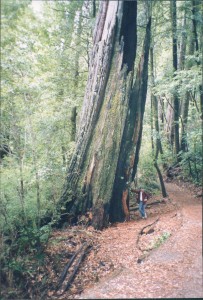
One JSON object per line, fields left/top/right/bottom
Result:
{"left": 55, "top": 244, "right": 84, "bottom": 291}
{"left": 63, "top": 243, "right": 91, "bottom": 293}
{"left": 139, "top": 218, "right": 159, "bottom": 236}
{"left": 136, "top": 218, "right": 159, "bottom": 251}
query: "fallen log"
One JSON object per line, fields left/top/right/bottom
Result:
{"left": 63, "top": 243, "right": 91, "bottom": 293}
{"left": 55, "top": 244, "right": 84, "bottom": 291}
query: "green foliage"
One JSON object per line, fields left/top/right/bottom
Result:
{"left": 179, "top": 113, "right": 202, "bottom": 184}
{"left": 138, "top": 0, "right": 202, "bottom": 194}
{"left": 148, "top": 231, "right": 171, "bottom": 250}
{"left": 153, "top": 54, "right": 202, "bottom": 99}
{"left": 18, "top": 225, "right": 51, "bottom": 252}
{"left": 136, "top": 123, "right": 160, "bottom": 194}
{"left": 1, "top": 0, "right": 92, "bottom": 294}
{"left": 1, "top": 222, "right": 51, "bottom": 294}
{"left": 1, "top": 0, "right": 90, "bottom": 228}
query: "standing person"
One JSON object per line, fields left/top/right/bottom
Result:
{"left": 131, "top": 187, "right": 149, "bottom": 219}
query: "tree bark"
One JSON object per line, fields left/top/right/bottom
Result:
{"left": 179, "top": 4, "right": 189, "bottom": 152}
{"left": 150, "top": 47, "right": 167, "bottom": 197}
{"left": 165, "top": 95, "right": 174, "bottom": 147}
{"left": 171, "top": 0, "right": 180, "bottom": 159}
{"left": 59, "top": 1, "right": 141, "bottom": 229}
{"left": 71, "top": 8, "right": 83, "bottom": 142}
{"left": 179, "top": 8, "right": 187, "bottom": 70}
{"left": 180, "top": 0, "right": 200, "bottom": 151}
{"left": 191, "top": 0, "right": 199, "bottom": 52}
{"left": 70, "top": 106, "right": 77, "bottom": 142}
{"left": 150, "top": 47, "right": 163, "bottom": 156}
{"left": 191, "top": 0, "right": 202, "bottom": 120}
{"left": 109, "top": 17, "right": 151, "bottom": 223}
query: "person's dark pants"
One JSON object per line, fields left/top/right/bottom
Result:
{"left": 139, "top": 201, "right": 146, "bottom": 218}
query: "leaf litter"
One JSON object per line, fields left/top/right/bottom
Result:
{"left": 3, "top": 180, "right": 202, "bottom": 299}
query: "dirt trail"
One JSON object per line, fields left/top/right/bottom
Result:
{"left": 74, "top": 182, "right": 202, "bottom": 299}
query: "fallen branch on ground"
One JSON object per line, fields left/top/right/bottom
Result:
{"left": 63, "top": 243, "right": 91, "bottom": 293}
{"left": 139, "top": 218, "right": 159, "bottom": 236}
{"left": 136, "top": 218, "right": 159, "bottom": 250}
{"left": 55, "top": 244, "right": 85, "bottom": 291}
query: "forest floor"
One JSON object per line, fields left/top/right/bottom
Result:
{"left": 4, "top": 180, "right": 202, "bottom": 299}
{"left": 41, "top": 180, "right": 202, "bottom": 300}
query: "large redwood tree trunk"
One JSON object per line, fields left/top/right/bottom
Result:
{"left": 59, "top": 0, "right": 150, "bottom": 229}
{"left": 110, "top": 18, "right": 151, "bottom": 223}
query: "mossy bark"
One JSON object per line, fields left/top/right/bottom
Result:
{"left": 110, "top": 18, "right": 151, "bottom": 222}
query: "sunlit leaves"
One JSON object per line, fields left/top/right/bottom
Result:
{"left": 1, "top": 0, "right": 92, "bottom": 235}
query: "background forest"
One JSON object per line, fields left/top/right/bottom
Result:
{"left": 0, "top": 0, "right": 202, "bottom": 297}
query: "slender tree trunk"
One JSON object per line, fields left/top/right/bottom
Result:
{"left": 179, "top": 5, "right": 189, "bottom": 152}
{"left": 180, "top": 0, "right": 200, "bottom": 151}
{"left": 191, "top": 0, "right": 199, "bottom": 52}
{"left": 71, "top": 8, "right": 83, "bottom": 142}
{"left": 59, "top": 1, "right": 148, "bottom": 229}
{"left": 171, "top": 0, "right": 180, "bottom": 160}
{"left": 151, "top": 96, "right": 155, "bottom": 153}
{"left": 179, "top": 8, "right": 187, "bottom": 70}
{"left": 92, "top": 0, "right": 96, "bottom": 18}
{"left": 165, "top": 96, "right": 174, "bottom": 147}
{"left": 200, "top": 85, "right": 203, "bottom": 120}
{"left": 61, "top": 146, "right": 66, "bottom": 167}
{"left": 180, "top": 91, "right": 190, "bottom": 152}
{"left": 70, "top": 107, "right": 77, "bottom": 142}
{"left": 150, "top": 47, "right": 167, "bottom": 197}
{"left": 18, "top": 154, "right": 26, "bottom": 221}
{"left": 150, "top": 47, "right": 163, "bottom": 155}
{"left": 154, "top": 161, "right": 167, "bottom": 197}
{"left": 158, "top": 96, "right": 165, "bottom": 128}
{"left": 191, "top": 0, "right": 203, "bottom": 120}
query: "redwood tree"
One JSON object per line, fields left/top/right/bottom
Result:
{"left": 59, "top": 0, "right": 151, "bottom": 229}
{"left": 171, "top": 0, "right": 180, "bottom": 159}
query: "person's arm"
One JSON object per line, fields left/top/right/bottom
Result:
{"left": 131, "top": 188, "right": 139, "bottom": 193}
{"left": 144, "top": 191, "right": 150, "bottom": 199}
